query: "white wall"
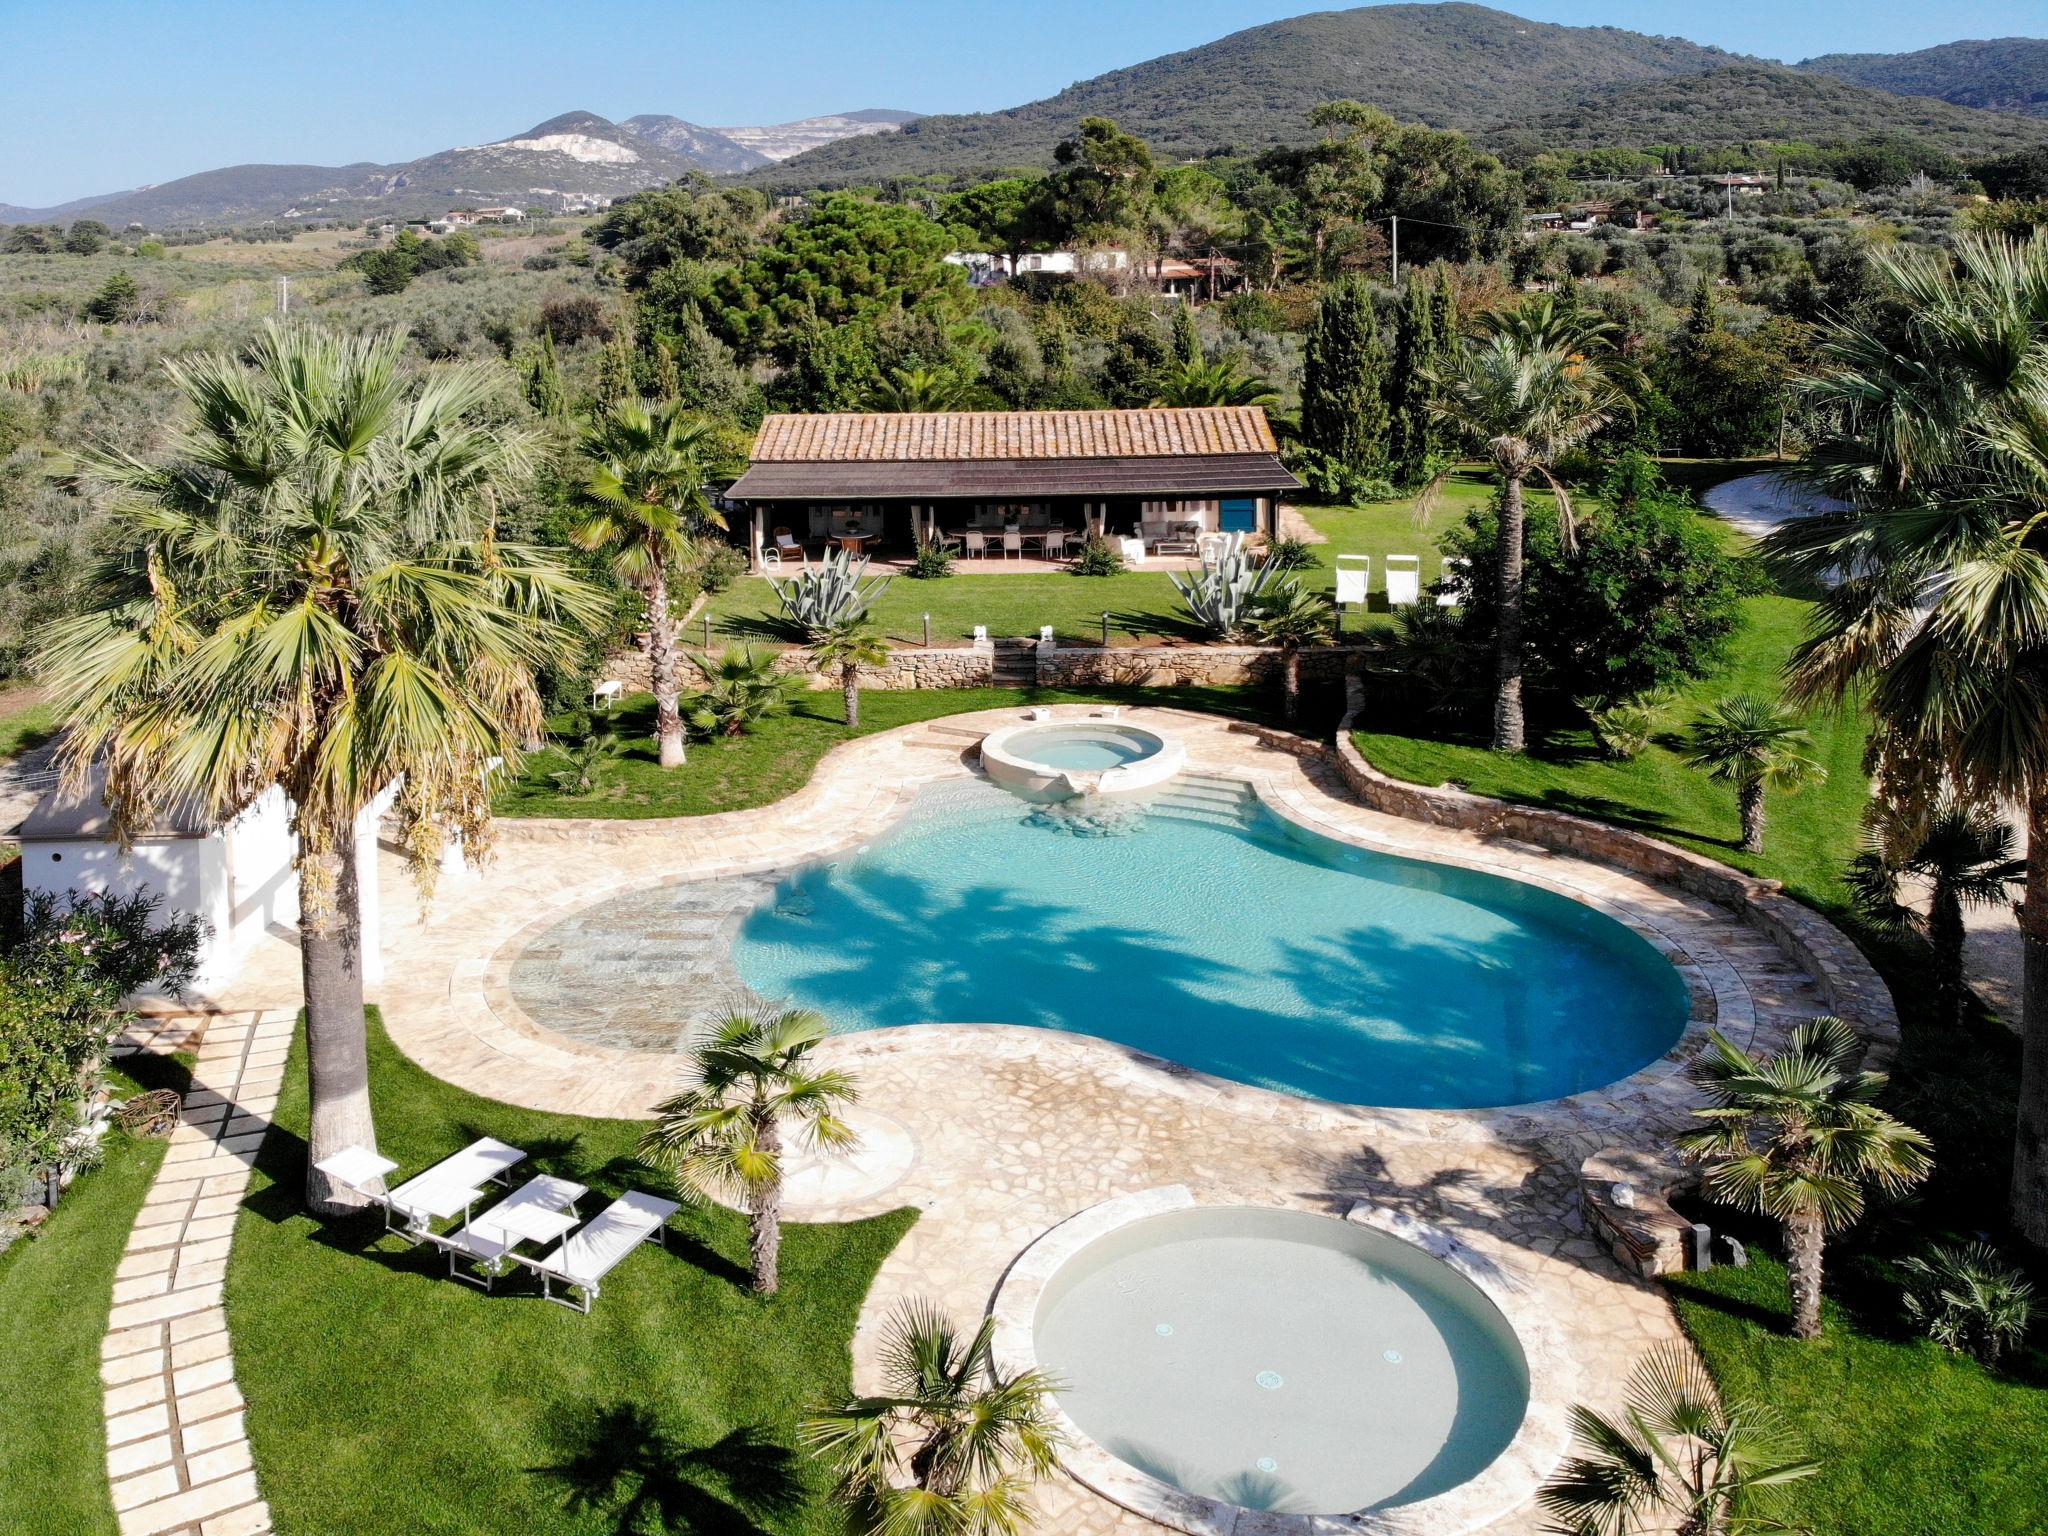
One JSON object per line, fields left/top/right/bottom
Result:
{"left": 22, "top": 837, "right": 236, "bottom": 987}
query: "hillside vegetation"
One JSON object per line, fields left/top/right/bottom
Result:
{"left": 1800, "top": 38, "right": 2048, "bottom": 118}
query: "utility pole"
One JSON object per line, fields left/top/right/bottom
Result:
{"left": 277, "top": 275, "right": 289, "bottom": 315}
{"left": 1389, "top": 215, "right": 1399, "bottom": 286}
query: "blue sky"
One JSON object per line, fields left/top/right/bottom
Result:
{"left": 2, "top": 0, "right": 2043, "bottom": 207}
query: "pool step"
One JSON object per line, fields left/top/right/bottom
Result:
{"left": 1144, "top": 773, "right": 1259, "bottom": 829}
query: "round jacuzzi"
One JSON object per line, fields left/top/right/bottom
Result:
{"left": 980, "top": 716, "right": 1186, "bottom": 798}
{"left": 997, "top": 1194, "right": 1537, "bottom": 1525}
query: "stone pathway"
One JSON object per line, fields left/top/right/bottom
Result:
{"left": 99, "top": 1008, "right": 293, "bottom": 1536}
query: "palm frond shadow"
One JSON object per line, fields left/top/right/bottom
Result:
{"left": 533, "top": 1401, "right": 803, "bottom": 1536}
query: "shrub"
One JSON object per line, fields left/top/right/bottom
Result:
{"left": 1288, "top": 446, "right": 1395, "bottom": 506}
{"left": 1070, "top": 534, "right": 1125, "bottom": 577}
{"left": 1170, "top": 545, "right": 1284, "bottom": 640}
{"left": 1262, "top": 535, "right": 1319, "bottom": 572}
{"left": 692, "top": 542, "right": 747, "bottom": 595}
{"left": 540, "top": 292, "right": 610, "bottom": 346}
{"left": 1579, "top": 691, "right": 1670, "bottom": 761}
{"left": 1899, "top": 1240, "right": 2036, "bottom": 1364}
{"left": 907, "top": 539, "right": 956, "bottom": 579}
{"left": 686, "top": 646, "right": 795, "bottom": 736}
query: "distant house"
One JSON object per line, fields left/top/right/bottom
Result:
{"left": 472, "top": 206, "right": 526, "bottom": 223}
{"left": 1709, "top": 175, "right": 1769, "bottom": 193}
{"left": 726, "top": 406, "right": 1300, "bottom": 567}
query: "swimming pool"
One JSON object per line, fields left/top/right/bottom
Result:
{"left": 724, "top": 781, "right": 1688, "bottom": 1108}
{"left": 1002, "top": 723, "right": 1163, "bottom": 770}
{"left": 1028, "top": 1204, "right": 1530, "bottom": 1514}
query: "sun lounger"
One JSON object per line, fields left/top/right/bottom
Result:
{"left": 1385, "top": 554, "right": 1422, "bottom": 608}
{"left": 1436, "top": 557, "right": 1471, "bottom": 609}
{"left": 384, "top": 1136, "right": 526, "bottom": 1235}
{"left": 431, "top": 1173, "right": 588, "bottom": 1291}
{"left": 1334, "top": 553, "right": 1371, "bottom": 607}
{"left": 534, "top": 1190, "right": 680, "bottom": 1313}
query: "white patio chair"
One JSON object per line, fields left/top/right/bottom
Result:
{"left": 1119, "top": 536, "right": 1147, "bottom": 565}
{"left": 535, "top": 1190, "right": 681, "bottom": 1314}
{"left": 1041, "top": 528, "right": 1069, "bottom": 559}
{"left": 434, "top": 1173, "right": 588, "bottom": 1292}
{"left": 963, "top": 531, "right": 988, "bottom": 559}
{"left": 1001, "top": 530, "right": 1023, "bottom": 559}
{"left": 1334, "top": 553, "right": 1371, "bottom": 608}
{"left": 1385, "top": 555, "right": 1422, "bottom": 608}
{"left": 1436, "top": 557, "right": 1471, "bottom": 609}
{"left": 383, "top": 1136, "right": 526, "bottom": 1236}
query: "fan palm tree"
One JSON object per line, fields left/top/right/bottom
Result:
{"left": 1761, "top": 232, "right": 2048, "bottom": 1246}
{"left": 1244, "top": 581, "right": 1334, "bottom": 726}
{"left": 1538, "top": 1344, "right": 1820, "bottom": 1535}
{"left": 1149, "top": 357, "right": 1277, "bottom": 408}
{"left": 1424, "top": 298, "right": 1634, "bottom": 751}
{"left": 800, "top": 1297, "right": 1064, "bottom": 1536}
{"left": 1677, "top": 1017, "right": 1934, "bottom": 1341}
{"left": 1847, "top": 794, "right": 2024, "bottom": 1031}
{"left": 571, "top": 399, "right": 724, "bottom": 768}
{"left": 1683, "top": 694, "right": 1826, "bottom": 855}
{"left": 37, "top": 323, "right": 604, "bottom": 1216}
{"left": 808, "top": 618, "right": 891, "bottom": 729}
{"left": 639, "top": 1007, "right": 858, "bottom": 1295}
{"left": 866, "top": 366, "right": 976, "bottom": 413}
{"left": 684, "top": 646, "right": 793, "bottom": 738}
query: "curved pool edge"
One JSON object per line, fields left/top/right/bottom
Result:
{"left": 988, "top": 1185, "right": 1578, "bottom": 1536}
{"left": 980, "top": 717, "right": 1188, "bottom": 799}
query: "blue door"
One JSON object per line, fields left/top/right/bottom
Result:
{"left": 1219, "top": 498, "right": 1257, "bottom": 533}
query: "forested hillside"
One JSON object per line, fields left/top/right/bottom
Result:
{"left": 1800, "top": 38, "right": 2048, "bottom": 118}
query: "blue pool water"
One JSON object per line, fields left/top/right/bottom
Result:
{"left": 1005, "top": 723, "right": 1161, "bottom": 771}
{"left": 732, "top": 783, "right": 1688, "bottom": 1108}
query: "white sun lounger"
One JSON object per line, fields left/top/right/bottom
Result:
{"left": 534, "top": 1190, "right": 680, "bottom": 1314}
{"left": 1334, "top": 553, "right": 1371, "bottom": 607}
{"left": 1436, "top": 557, "right": 1471, "bottom": 609}
{"left": 384, "top": 1137, "right": 526, "bottom": 1235}
{"left": 432, "top": 1173, "right": 588, "bottom": 1291}
{"left": 1385, "top": 554, "right": 1422, "bottom": 608}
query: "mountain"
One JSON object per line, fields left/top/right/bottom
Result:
{"left": 1798, "top": 39, "right": 2048, "bottom": 118}
{"left": 752, "top": 3, "right": 2048, "bottom": 188}
{"left": 1488, "top": 64, "right": 2048, "bottom": 159}
{"left": 711, "top": 109, "right": 920, "bottom": 162}
{"left": 0, "top": 108, "right": 914, "bottom": 227}
{"left": 749, "top": 3, "right": 1749, "bottom": 185}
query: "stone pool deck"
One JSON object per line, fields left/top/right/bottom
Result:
{"left": 191, "top": 703, "right": 1870, "bottom": 1535}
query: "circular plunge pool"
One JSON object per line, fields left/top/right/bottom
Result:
{"left": 980, "top": 718, "right": 1185, "bottom": 798}
{"left": 1030, "top": 1204, "right": 1530, "bottom": 1516}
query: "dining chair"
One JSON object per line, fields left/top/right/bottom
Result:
{"left": 963, "top": 531, "right": 988, "bottom": 558}
{"left": 1002, "top": 531, "right": 1023, "bottom": 560}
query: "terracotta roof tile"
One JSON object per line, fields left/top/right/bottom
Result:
{"left": 750, "top": 407, "right": 1281, "bottom": 463}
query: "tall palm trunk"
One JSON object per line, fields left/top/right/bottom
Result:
{"left": 1928, "top": 874, "right": 1967, "bottom": 1033}
{"left": 2012, "top": 780, "right": 2048, "bottom": 1247}
{"left": 1281, "top": 646, "right": 1301, "bottom": 726}
{"left": 1739, "top": 779, "right": 1767, "bottom": 854}
{"left": 1492, "top": 472, "right": 1527, "bottom": 752}
{"left": 748, "top": 1107, "right": 783, "bottom": 1295}
{"left": 643, "top": 563, "right": 686, "bottom": 768}
{"left": 301, "top": 824, "right": 376, "bottom": 1217}
{"left": 1783, "top": 1207, "right": 1826, "bottom": 1340}
{"left": 842, "top": 663, "right": 860, "bottom": 730}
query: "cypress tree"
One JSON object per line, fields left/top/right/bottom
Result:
{"left": 1300, "top": 275, "right": 1390, "bottom": 477}
{"left": 1386, "top": 275, "right": 1435, "bottom": 486}
{"left": 1171, "top": 300, "right": 1201, "bottom": 365}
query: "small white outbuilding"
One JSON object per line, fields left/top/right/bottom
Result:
{"left": 17, "top": 769, "right": 386, "bottom": 995}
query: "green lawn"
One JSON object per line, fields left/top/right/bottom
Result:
{"left": 0, "top": 697, "right": 55, "bottom": 764}
{"left": 496, "top": 683, "right": 1300, "bottom": 820}
{"left": 229, "top": 1012, "right": 916, "bottom": 1536}
{"left": 0, "top": 1052, "right": 192, "bottom": 1536}
{"left": 700, "top": 472, "right": 1504, "bottom": 650}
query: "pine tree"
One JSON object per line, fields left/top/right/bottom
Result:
{"left": 1300, "top": 274, "right": 1390, "bottom": 477}
{"left": 1171, "top": 300, "right": 1201, "bottom": 365}
{"left": 1386, "top": 274, "right": 1436, "bottom": 487}
{"left": 521, "top": 329, "right": 569, "bottom": 419}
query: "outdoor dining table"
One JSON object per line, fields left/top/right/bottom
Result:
{"left": 833, "top": 532, "right": 875, "bottom": 553}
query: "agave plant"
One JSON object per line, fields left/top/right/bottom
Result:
{"left": 769, "top": 546, "right": 892, "bottom": 640}
{"left": 1169, "top": 537, "right": 1283, "bottom": 639}
{"left": 1899, "top": 1240, "right": 2035, "bottom": 1364}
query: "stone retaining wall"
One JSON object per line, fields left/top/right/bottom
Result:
{"left": 1332, "top": 676, "right": 1899, "bottom": 1060}
{"left": 602, "top": 640, "right": 994, "bottom": 692}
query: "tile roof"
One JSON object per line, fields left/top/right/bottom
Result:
{"left": 750, "top": 407, "right": 1281, "bottom": 463}
{"left": 728, "top": 454, "right": 1301, "bottom": 501}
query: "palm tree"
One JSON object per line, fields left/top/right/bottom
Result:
{"left": 1677, "top": 1017, "right": 1934, "bottom": 1341}
{"left": 1847, "top": 794, "right": 2024, "bottom": 1031}
{"left": 800, "top": 1298, "right": 1063, "bottom": 1536}
{"left": 1149, "top": 357, "right": 1277, "bottom": 408}
{"left": 866, "top": 366, "right": 976, "bottom": 413}
{"left": 39, "top": 323, "right": 603, "bottom": 1216}
{"left": 571, "top": 399, "right": 724, "bottom": 769}
{"left": 684, "top": 646, "right": 793, "bottom": 738}
{"left": 1538, "top": 1345, "right": 1820, "bottom": 1536}
{"left": 1424, "top": 298, "right": 1633, "bottom": 751}
{"left": 1244, "top": 581, "right": 1333, "bottom": 726}
{"left": 639, "top": 1007, "right": 858, "bottom": 1295}
{"left": 1683, "top": 694, "right": 1825, "bottom": 855}
{"left": 808, "top": 618, "right": 891, "bottom": 729}
{"left": 1761, "top": 232, "right": 2048, "bottom": 1247}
